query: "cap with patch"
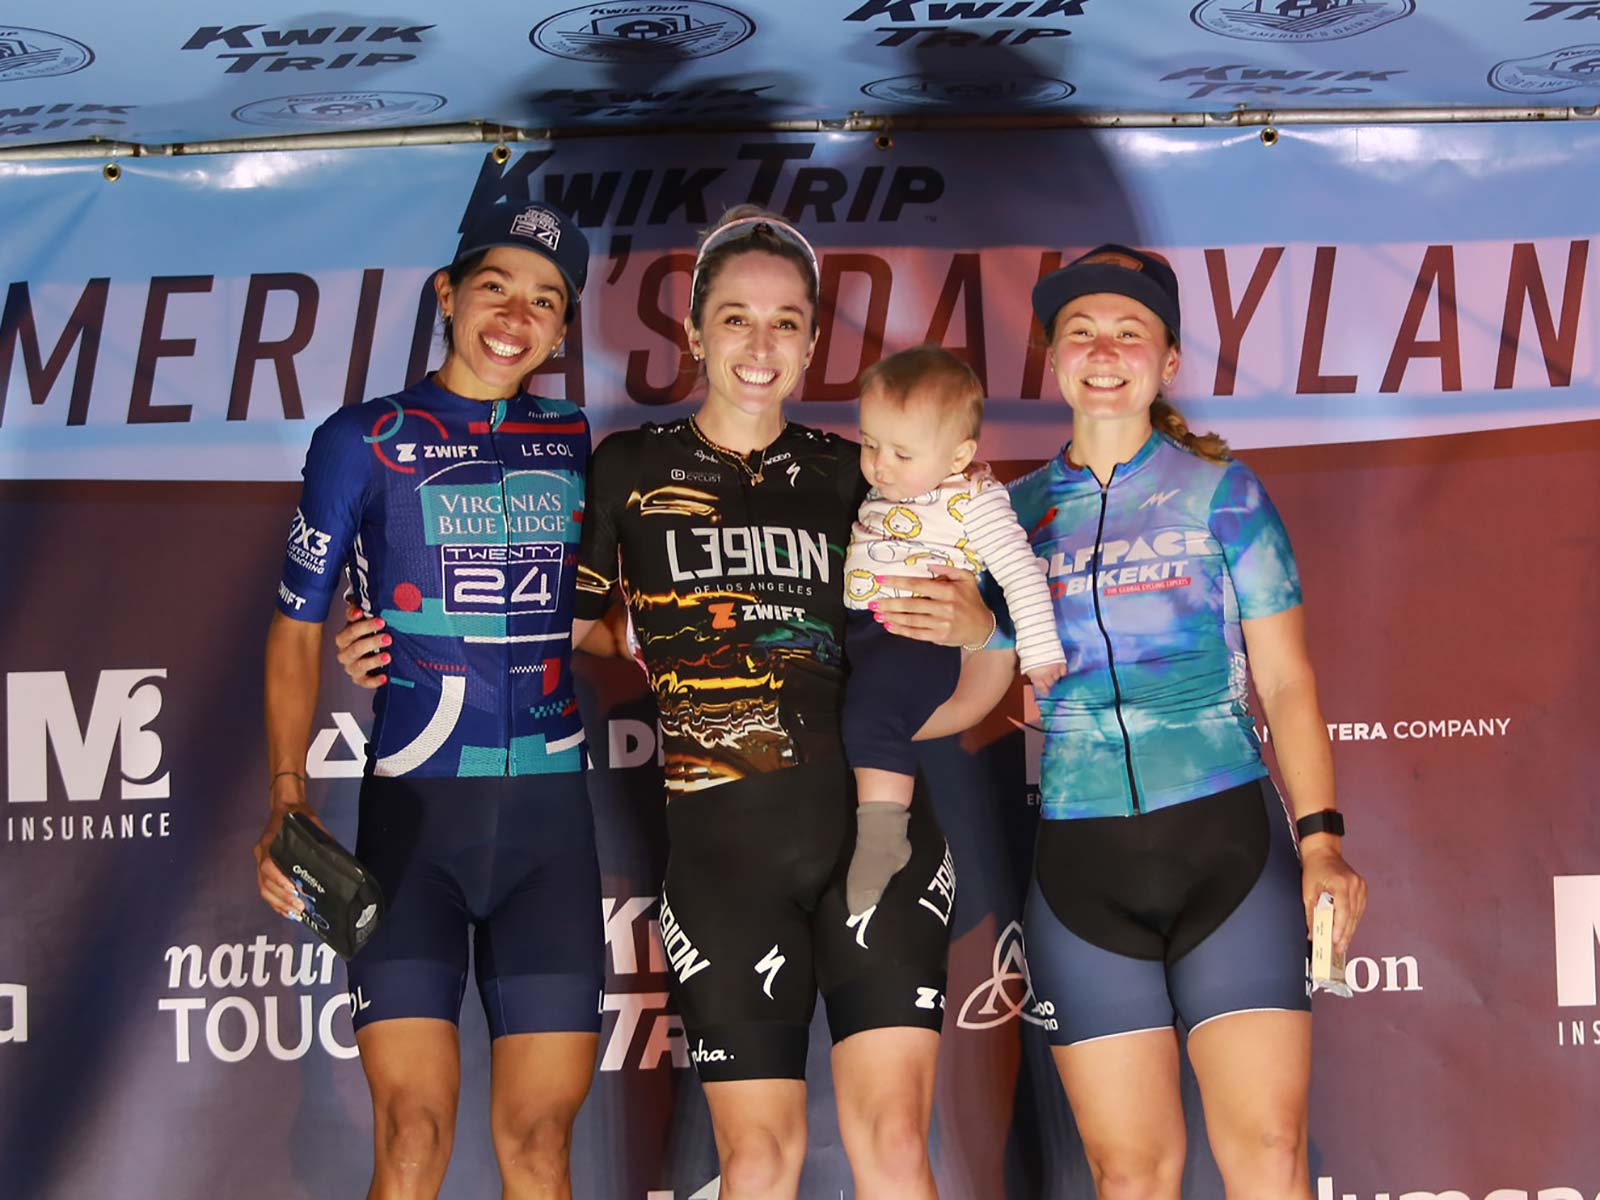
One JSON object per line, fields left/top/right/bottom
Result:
{"left": 1031, "top": 244, "right": 1181, "bottom": 341}
{"left": 451, "top": 202, "right": 589, "bottom": 322}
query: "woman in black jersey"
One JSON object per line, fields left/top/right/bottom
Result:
{"left": 336, "top": 206, "right": 1002, "bottom": 1197}
{"left": 570, "top": 208, "right": 999, "bottom": 1200}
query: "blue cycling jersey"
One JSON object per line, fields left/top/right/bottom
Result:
{"left": 1007, "top": 431, "right": 1301, "bottom": 820}
{"left": 275, "top": 377, "right": 590, "bottom": 778}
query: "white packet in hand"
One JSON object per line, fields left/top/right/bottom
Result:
{"left": 1310, "top": 890, "right": 1352, "bottom": 998}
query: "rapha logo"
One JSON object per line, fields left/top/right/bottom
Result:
{"left": 1490, "top": 44, "right": 1600, "bottom": 94}
{"left": 6, "top": 670, "right": 169, "bottom": 802}
{"left": 0, "top": 26, "right": 93, "bottom": 82}
{"left": 233, "top": 90, "right": 446, "bottom": 127}
{"left": 957, "top": 920, "right": 1052, "bottom": 1030}
{"left": 862, "top": 74, "right": 1075, "bottom": 107}
{"left": 511, "top": 204, "right": 563, "bottom": 251}
{"left": 530, "top": 3, "right": 755, "bottom": 62}
{"left": 1191, "top": 0, "right": 1414, "bottom": 43}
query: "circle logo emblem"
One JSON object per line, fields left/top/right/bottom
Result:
{"left": 862, "top": 74, "right": 1075, "bottom": 107}
{"left": 1190, "top": 0, "right": 1414, "bottom": 43}
{"left": 531, "top": 2, "right": 754, "bottom": 61}
{"left": 1490, "top": 45, "right": 1600, "bottom": 95}
{"left": 233, "top": 91, "right": 447, "bottom": 128}
{"left": 0, "top": 26, "right": 93, "bottom": 82}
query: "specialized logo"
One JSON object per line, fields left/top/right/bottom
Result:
{"left": 861, "top": 74, "right": 1075, "bottom": 106}
{"left": 846, "top": 907, "right": 875, "bottom": 949}
{"left": 1190, "top": 0, "right": 1414, "bottom": 43}
{"left": 0, "top": 983, "right": 26, "bottom": 1044}
{"left": 6, "top": 670, "right": 168, "bottom": 802}
{"left": 957, "top": 921, "right": 1053, "bottom": 1030}
{"left": 511, "top": 204, "right": 564, "bottom": 251}
{"left": 785, "top": 462, "right": 801, "bottom": 488}
{"left": 755, "top": 944, "right": 786, "bottom": 998}
{"left": 531, "top": 3, "right": 755, "bottom": 62}
{"left": 233, "top": 91, "right": 446, "bottom": 127}
{"left": 0, "top": 26, "right": 93, "bottom": 81}
{"left": 1490, "top": 44, "right": 1600, "bottom": 93}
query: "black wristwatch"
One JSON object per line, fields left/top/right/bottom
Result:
{"left": 1295, "top": 809, "right": 1345, "bottom": 840}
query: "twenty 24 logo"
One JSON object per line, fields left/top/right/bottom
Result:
{"left": 5, "top": 670, "right": 169, "bottom": 802}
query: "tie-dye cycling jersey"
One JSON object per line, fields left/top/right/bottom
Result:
{"left": 1006, "top": 431, "right": 1301, "bottom": 820}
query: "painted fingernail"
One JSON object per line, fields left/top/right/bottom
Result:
{"left": 375, "top": 618, "right": 385, "bottom": 628}
{"left": 874, "top": 613, "right": 884, "bottom": 623}
{"left": 380, "top": 653, "right": 391, "bottom": 664}
{"left": 884, "top": 621, "right": 894, "bottom": 631}
{"left": 381, "top": 635, "right": 392, "bottom": 646}
{"left": 874, "top": 575, "right": 884, "bottom": 583}
{"left": 868, "top": 601, "right": 879, "bottom": 611}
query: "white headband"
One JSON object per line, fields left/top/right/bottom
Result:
{"left": 690, "top": 216, "right": 821, "bottom": 299}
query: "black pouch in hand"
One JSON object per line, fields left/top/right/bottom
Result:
{"left": 269, "top": 812, "right": 385, "bottom": 959}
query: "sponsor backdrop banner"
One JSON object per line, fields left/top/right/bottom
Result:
{"left": 4, "top": 2, "right": 1600, "bottom": 150}
{"left": 1, "top": 124, "right": 1597, "bottom": 1199}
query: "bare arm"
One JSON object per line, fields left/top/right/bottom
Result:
{"left": 913, "top": 647, "right": 1018, "bottom": 741}
{"left": 1244, "top": 604, "right": 1367, "bottom": 948}
{"left": 254, "top": 612, "right": 324, "bottom": 918}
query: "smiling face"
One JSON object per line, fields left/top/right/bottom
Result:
{"left": 1048, "top": 291, "right": 1180, "bottom": 423}
{"left": 684, "top": 250, "right": 818, "bottom": 423}
{"left": 433, "top": 246, "right": 569, "bottom": 400}
{"left": 857, "top": 384, "right": 977, "bottom": 501}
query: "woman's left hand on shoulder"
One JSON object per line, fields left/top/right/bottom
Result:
{"left": 870, "top": 564, "right": 992, "bottom": 648}
{"left": 1300, "top": 837, "right": 1367, "bottom": 951}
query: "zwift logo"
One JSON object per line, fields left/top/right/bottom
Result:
{"left": 1190, "top": 0, "right": 1414, "bottom": 44}
{"left": 0, "top": 26, "right": 93, "bottom": 82}
{"left": 531, "top": 3, "right": 755, "bottom": 62}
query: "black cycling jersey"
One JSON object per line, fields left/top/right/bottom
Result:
{"left": 575, "top": 418, "right": 866, "bottom": 794}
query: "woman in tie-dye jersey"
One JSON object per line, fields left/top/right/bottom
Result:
{"left": 1010, "top": 245, "right": 1367, "bottom": 1200}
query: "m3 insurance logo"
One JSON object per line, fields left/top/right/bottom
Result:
{"left": 1554, "top": 875, "right": 1600, "bottom": 1050}
{"left": 531, "top": 3, "right": 755, "bottom": 61}
{"left": 0, "top": 26, "right": 93, "bottom": 81}
{"left": 5, "top": 670, "right": 174, "bottom": 845}
{"left": 1191, "top": 0, "right": 1414, "bottom": 43}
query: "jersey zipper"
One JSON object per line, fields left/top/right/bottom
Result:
{"left": 488, "top": 398, "right": 514, "bottom": 777}
{"left": 1089, "top": 469, "right": 1140, "bottom": 815}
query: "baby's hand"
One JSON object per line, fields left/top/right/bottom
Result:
{"left": 1026, "top": 662, "right": 1066, "bottom": 692}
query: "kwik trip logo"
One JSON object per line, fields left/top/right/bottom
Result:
{"left": 1191, "top": 0, "right": 1414, "bottom": 43}
{"left": 1554, "top": 875, "right": 1600, "bottom": 1049}
{"left": 600, "top": 894, "right": 696, "bottom": 1072}
{"left": 5, "top": 670, "right": 174, "bottom": 844}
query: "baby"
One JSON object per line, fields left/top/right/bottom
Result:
{"left": 842, "top": 345, "right": 1066, "bottom": 914}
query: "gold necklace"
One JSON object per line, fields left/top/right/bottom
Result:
{"left": 689, "top": 416, "right": 786, "bottom": 485}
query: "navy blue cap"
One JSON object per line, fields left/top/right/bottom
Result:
{"left": 451, "top": 202, "right": 589, "bottom": 322}
{"left": 1031, "top": 245, "right": 1181, "bottom": 341}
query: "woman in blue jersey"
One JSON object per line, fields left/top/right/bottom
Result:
{"left": 1013, "top": 245, "right": 1366, "bottom": 1200}
{"left": 253, "top": 202, "right": 604, "bottom": 1200}
{"left": 335, "top": 205, "right": 1001, "bottom": 1200}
